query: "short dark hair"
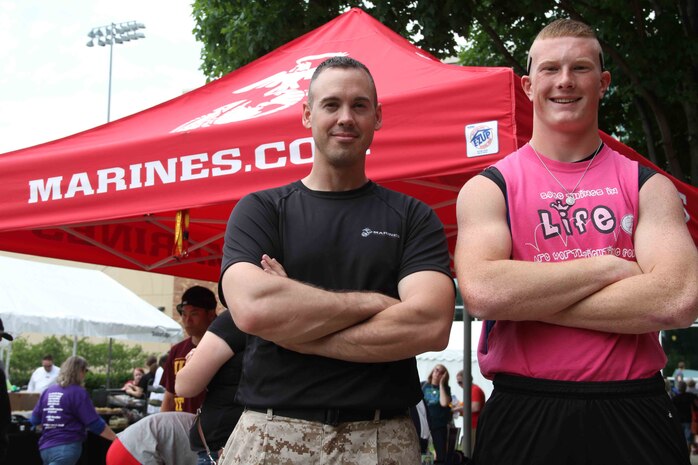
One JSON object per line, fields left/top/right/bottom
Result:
{"left": 307, "top": 56, "right": 377, "bottom": 107}
{"left": 42, "top": 354, "right": 53, "bottom": 361}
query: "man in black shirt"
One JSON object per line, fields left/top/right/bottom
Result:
{"left": 672, "top": 381, "right": 698, "bottom": 457}
{"left": 218, "top": 56, "right": 455, "bottom": 464}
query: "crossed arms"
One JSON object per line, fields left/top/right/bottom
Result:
{"left": 454, "top": 174, "right": 698, "bottom": 334}
{"left": 122, "top": 381, "right": 144, "bottom": 398}
{"left": 220, "top": 255, "right": 454, "bottom": 363}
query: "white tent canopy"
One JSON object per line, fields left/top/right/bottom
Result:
{"left": 0, "top": 255, "right": 183, "bottom": 343}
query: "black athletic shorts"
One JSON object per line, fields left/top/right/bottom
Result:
{"left": 472, "top": 373, "right": 690, "bottom": 465}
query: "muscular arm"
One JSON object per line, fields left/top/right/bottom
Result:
{"left": 281, "top": 270, "right": 455, "bottom": 362}
{"left": 541, "top": 175, "right": 698, "bottom": 333}
{"left": 221, "top": 261, "right": 399, "bottom": 344}
{"left": 454, "top": 175, "right": 641, "bottom": 321}
{"left": 175, "top": 330, "right": 233, "bottom": 398}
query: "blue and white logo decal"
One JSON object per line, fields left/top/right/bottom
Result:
{"left": 465, "top": 120, "right": 499, "bottom": 157}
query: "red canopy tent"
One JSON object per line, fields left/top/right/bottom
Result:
{"left": 1, "top": 8, "right": 697, "bottom": 283}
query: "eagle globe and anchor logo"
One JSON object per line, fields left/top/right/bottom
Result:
{"left": 171, "top": 52, "right": 349, "bottom": 132}
{"left": 361, "top": 228, "right": 400, "bottom": 239}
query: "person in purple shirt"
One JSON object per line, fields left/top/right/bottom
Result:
{"left": 31, "top": 356, "right": 116, "bottom": 465}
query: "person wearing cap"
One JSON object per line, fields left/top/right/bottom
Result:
{"left": 160, "top": 285, "right": 218, "bottom": 414}
{"left": 0, "top": 318, "right": 13, "bottom": 462}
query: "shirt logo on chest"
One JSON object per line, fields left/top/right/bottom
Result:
{"left": 361, "top": 228, "right": 400, "bottom": 239}
{"left": 539, "top": 199, "right": 617, "bottom": 241}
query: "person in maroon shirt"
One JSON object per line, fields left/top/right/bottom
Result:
{"left": 160, "top": 286, "right": 217, "bottom": 413}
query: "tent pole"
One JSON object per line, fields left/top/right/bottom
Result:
{"left": 106, "top": 338, "right": 113, "bottom": 389}
{"left": 72, "top": 335, "right": 77, "bottom": 356}
{"left": 4, "top": 344, "right": 11, "bottom": 382}
{"left": 463, "top": 314, "right": 472, "bottom": 457}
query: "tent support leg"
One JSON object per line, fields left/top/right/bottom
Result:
{"left": 106, "top": 338, "right": 112, "bottom": 389}
{"left": 3, "top": 345, "right": 11, "bottom": 382}
{"left": 463, "top": 315, "right": 472, "bottom": 457}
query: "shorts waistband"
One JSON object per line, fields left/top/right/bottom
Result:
{"left": 493, "top": 372, "right": 665, "bottom": 399}
{"left": 246, "top": 407, "right": 408, "bottom": 426}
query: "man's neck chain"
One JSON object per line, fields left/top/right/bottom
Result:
{"left": 530, "top": 141, "right": 604, "bottom": 206}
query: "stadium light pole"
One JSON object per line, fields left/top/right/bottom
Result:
{"left": 86, "top": 21, "right": 146, "bottom": 122}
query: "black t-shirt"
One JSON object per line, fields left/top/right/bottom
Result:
{"left": 671, "top": 392, "right": 698, "bottom": 423}
{"left": 138, "top": 371, "right": 155, "bottom": 393}
{"left": 219, "top": 180, "right": 451, "bottom": 410}
{"left": 189, "top": 310, "right": 246, "bottom": 451}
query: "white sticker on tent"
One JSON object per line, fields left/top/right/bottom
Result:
{"left": 465, "top": 120, "right": 498, "bottom": 157}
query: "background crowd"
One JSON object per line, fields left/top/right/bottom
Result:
{"left": 2, "top": 16, "right": 698, "bottom": 465}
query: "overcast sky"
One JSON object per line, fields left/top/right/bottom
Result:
{"left": 0, "top": 0, "right": 206, "bottom": 154}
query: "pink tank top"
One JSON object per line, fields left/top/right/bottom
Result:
{"left": 478, "top": 144, "right": 665, "bottom": 381}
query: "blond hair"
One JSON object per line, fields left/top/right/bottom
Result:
{"left": 527, "top": 18, "right": 604, "bottom": 73}
{"left": 56, "top": 356, "right": 88, "bottom": 387}
{"left": 536, "top": 18, "right": 598, "bottom": 41}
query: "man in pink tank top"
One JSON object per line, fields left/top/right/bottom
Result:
{"left": 454, "top": 18, "right": 698, "bottom": 465}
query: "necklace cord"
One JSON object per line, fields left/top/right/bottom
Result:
{"left": 530, "top": 141, "right": 603, "bottom": 199}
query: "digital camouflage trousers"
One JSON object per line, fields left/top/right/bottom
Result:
{"left": 218, "top": 409, "right": 421, "bottom": 465}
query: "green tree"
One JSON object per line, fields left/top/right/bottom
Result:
{"left": 191, "top": 0, "right": 698, "bottom": 185}
{"left": 191, "top": 0, "right": 472, "bottom": 78}
{"left": 7, "top": 336, "right": 155, "bottom": 391}
{"left": 7, "top": 336, "right": 71, "bottom": 386}
{"left": 662, "top": 327, "right": 698, "bottom": 376}
{"left": 456, "top": 0, "right": 698, "bottom": 185}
